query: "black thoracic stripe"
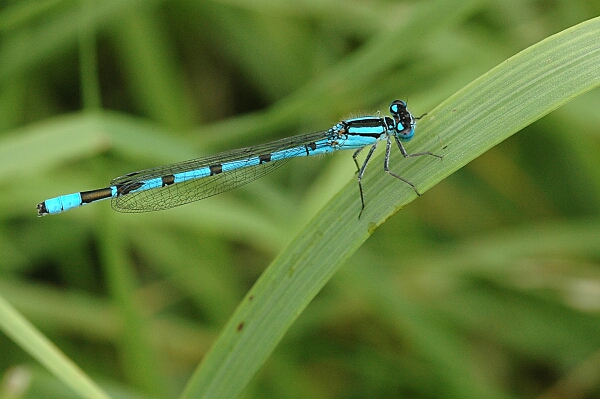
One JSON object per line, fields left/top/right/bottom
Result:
{"left": 81, "top": 188, "right": 114, "bottom": 203}
{"left": 210, "top": 164, "right": 223, "bottom": 175}
{"left": 346, "top": 117, "right": 386, "bottom": 138}
{"left": 161, "top": 175, "right": 175, "bottom": 186}
{"left": 117, "top": 183, "right": 144, "bottom": 196}
{"left": 259, "top": 154, "right": 271, "bottom": 163}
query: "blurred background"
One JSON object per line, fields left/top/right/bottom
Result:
{"left": 1, "top": 0, "right": 600, "bottom": 398}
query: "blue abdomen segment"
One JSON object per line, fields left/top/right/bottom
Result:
{"left": 39, "top": 193, "right": 85, "bottom": 215}
{"left": 38, "top": 187, "right": 117, "bottom": 215}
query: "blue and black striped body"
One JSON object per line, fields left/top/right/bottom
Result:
{"left": 37, "top": 100, "right": 438, "bottom": 216}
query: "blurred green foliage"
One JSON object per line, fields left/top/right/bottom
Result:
{"left": 0, "top": 1, "right": 599, "bottom": 398}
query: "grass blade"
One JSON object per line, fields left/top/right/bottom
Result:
{"left": 181, "top": 15, "right": 600, "bottom": 399}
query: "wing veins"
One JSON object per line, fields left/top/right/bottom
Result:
{"left": 110, "top": 130, "right": 336, "bottom": 212}
{"left": 111, "top": 130, "right": 331, "bottom": 185}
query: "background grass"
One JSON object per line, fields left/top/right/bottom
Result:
{"left": 0, "top": 1, "right": 599, "bottom": 399}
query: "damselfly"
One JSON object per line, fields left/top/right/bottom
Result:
{"left": 37, "top": 100, "right": 442, "bottom": 217}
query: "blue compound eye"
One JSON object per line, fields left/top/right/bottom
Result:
{"left": 396, "top": 121, "right": 415, "bottom": 140}
{"left": 389, "top": 100, "right": 407, "bottom": 117}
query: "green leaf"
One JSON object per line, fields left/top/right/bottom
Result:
{"left": 180, "top": 16, "right": 600, "bottom": 399}
{"left": 0, "top": 295, "right": 112, "bottom": 399}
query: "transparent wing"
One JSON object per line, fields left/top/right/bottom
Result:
{"left": 110, "top": 130, "right": 334, "bottom": 213}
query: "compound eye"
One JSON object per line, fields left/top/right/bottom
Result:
{"left": 389, "top": 100, "right": 407, "bottom": 116}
